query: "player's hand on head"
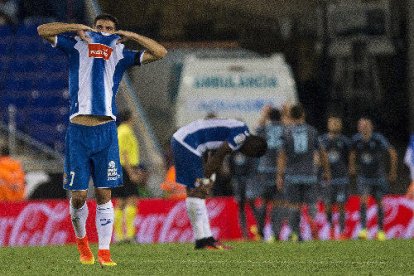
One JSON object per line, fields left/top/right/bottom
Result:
{"left": 115, "top": 30, "right": 130, "bottom": 44}
{"left": 78, "top": 30, "right": 92, "bottom": 43}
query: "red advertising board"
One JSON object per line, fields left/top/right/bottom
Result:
{"left": 0, "top": 195, "right": 413, "bottom": 247}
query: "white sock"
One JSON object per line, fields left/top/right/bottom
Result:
{"left": 96, "top": 200, "right": 114, "bottom": 250}
{"left": 186, "top": 197, "right": 205, "bottom": 240}
{"left": 200, "top": 200, "right": 213, "bottom": 238}
{"left": 70, "top": 199, "right": 88, "bottom": 239}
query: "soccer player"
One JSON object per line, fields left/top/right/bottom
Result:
{"left": 171, "top": 118, "right": 267, "bottom": 249}
{"left": 404, "top": 134, "right": 414, "bottom": 199}
{"left": 37, "top": 14, "right": 167, "bottom": 265}
{"left": 276, "top": 104, "right": 330, "bottom": 241}
{"left": 255, "top": 105, "right": 287, "bottom": 241}
{"left": 350, "top": 117, "right": 397, "bottom": 241}
{"left": 112, "top": 110, "right": 142, "bottom": 243}
{"left": 229, "top": 151, "right": 258, "bottom": 239}
{"left": 318, "top": 115, "right": 351, "bottom": 240}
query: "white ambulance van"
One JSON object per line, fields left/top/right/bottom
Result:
{"left": 175, "top": 54, "right": 297, "bottom": 128}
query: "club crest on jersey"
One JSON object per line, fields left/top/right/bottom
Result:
{"left": 88, "top": 43, "right": 113, "bottom": 60}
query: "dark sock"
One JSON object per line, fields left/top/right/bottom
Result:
{"left": 289, "top": 208, "right": 301, "bottom": 236}
{"left": 256, "top": 206, "right": 266, "bottom": 237}
{"left": 360, "top": 204, "right": 367, "bottom": 228}
{"left": 308, "top": 204, "right": 317, "bottom": 220}
{"left": 327, "top": 209, "right": 332, "bottom": 226}
{"left": 339, "top": 210, "right": 345, "bottom": 233}
{"left": 271, "top": 207, "right": 283, "bottom": 240}
{"left": 238, "top": 205, "right": 248, "bottom": 238}
{"left": 378, "top": 205, "right": 384, "bottom": 230}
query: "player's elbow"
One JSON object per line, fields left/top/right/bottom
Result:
{"left": 155, "top": 47, "right": 168, "bottom": 59}
{"left": 37, "top": 24, "right": 48, "bottom": 37}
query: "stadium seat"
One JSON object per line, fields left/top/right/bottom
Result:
{"left": 2, "top": 23, "right": 70, "bottom": 151}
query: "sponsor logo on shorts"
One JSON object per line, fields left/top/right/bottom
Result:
{"left": 88, "top": 43, "right": 113, "bottom": 60}
{"left": 107, "top": 161, "right": 119, "bottom": 181}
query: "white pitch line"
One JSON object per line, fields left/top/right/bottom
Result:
{"left": 139, "top": 259, "right": 387, "bottom": 265}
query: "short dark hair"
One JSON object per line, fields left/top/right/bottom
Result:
{"left": 118, "top": 110, "right": 132, "bottom": 123}
{"left": 290, "top": 104, "right": 305, "bottom": 120}
{"left": 94, "top": 13, "right": 119, "bottom": 29}
{"left": 268, "top": 108, "right": 281, "bottom": 122}
{"left": 239, "top": 135, "right": 267, "bottom": 158}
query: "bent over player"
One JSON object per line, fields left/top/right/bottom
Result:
{"left": 171, "top": 118, "right": 267, "bottom": 249}
{"left": 37, "top": 14, "right": 167, "bottom": 265}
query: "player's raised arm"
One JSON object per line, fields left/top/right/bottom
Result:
{"left": 37, "top": 22, "right": 93, "bottom": 44}
{"left": 114, "top": 30, "right": 167, "bottom": 64}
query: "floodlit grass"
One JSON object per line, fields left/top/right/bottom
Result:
{"left": 1, "top": 239, "right": 414, "bottom": 275}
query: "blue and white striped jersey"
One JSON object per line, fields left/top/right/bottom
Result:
{"left": 54, "top": 31, "right": 144, "bottom": 121}
{"left": 172, "top": 118, "right": 250, "bottom": 157}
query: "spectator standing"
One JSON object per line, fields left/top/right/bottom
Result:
{"left": 349, "top": 117, "right": 397, "bottom": 241}
{"left": 160, "top": 165, "right": 187, "bottom": 200}
{"left": 0, "top": 146, "right": 25, "bottom": 201}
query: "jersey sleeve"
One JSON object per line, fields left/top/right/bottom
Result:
{"left": 375, "top": 133, "right": 391, "bottom": 150}
{"left": 318, "top": 135, "right": 327, "bottom": 150}
{"left": 122, "top": 48, "right": 145, "bottom": 67}
{"left": 351, "top": 134, "right": 359, "bottom": 150}
{"left": 54, "top": 34, "right": 77, "bottom": 54}
{"left": 255, "top": 126, "right": 265, "bottom": 137}
{"left": 228, "top": 126, "right": 250, "bottom": 151}
{"left": 312, "top": 127, "right": 320, "bottom": 149}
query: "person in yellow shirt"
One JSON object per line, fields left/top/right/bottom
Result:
{"left": 112, "top": 110, "right": 142, "bottom": 243}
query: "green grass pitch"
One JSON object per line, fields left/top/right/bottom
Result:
{"left": 1, "top": 240, "right": 414, "bottom": 275}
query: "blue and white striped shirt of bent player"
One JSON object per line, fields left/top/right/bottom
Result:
{"left": 171, "top": 118, "right": 268, "bottom": 189}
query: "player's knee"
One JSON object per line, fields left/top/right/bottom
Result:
{"left": 71, "top": 194, "right": 87, "bottom": 208}
{"left": 95, "top": 188, "right": 112, "bottom": 205}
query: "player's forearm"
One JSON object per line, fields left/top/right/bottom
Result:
{"left": 389, "top": 148, "right": 398, "bottom": 175}
{"left": 37, "top": 22, "right": 91, "bottom": 38}
{"left": 276, "top": 151, "right": 286, "bottom": 176}
{"left": 321, "top": 150, "right": 331, "bottom": 180}
{"left": 126, "top": 32, "right": 167, "bottom": 59}
{"left": 349, "top": 151, "right": 356, "bottom": 176}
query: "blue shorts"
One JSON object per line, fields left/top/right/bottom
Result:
{"left": 171, "top": 138, "right": 203, "bottom": 188}
{"left": 63, "top": 122, "right": 123, "bottom": 190}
